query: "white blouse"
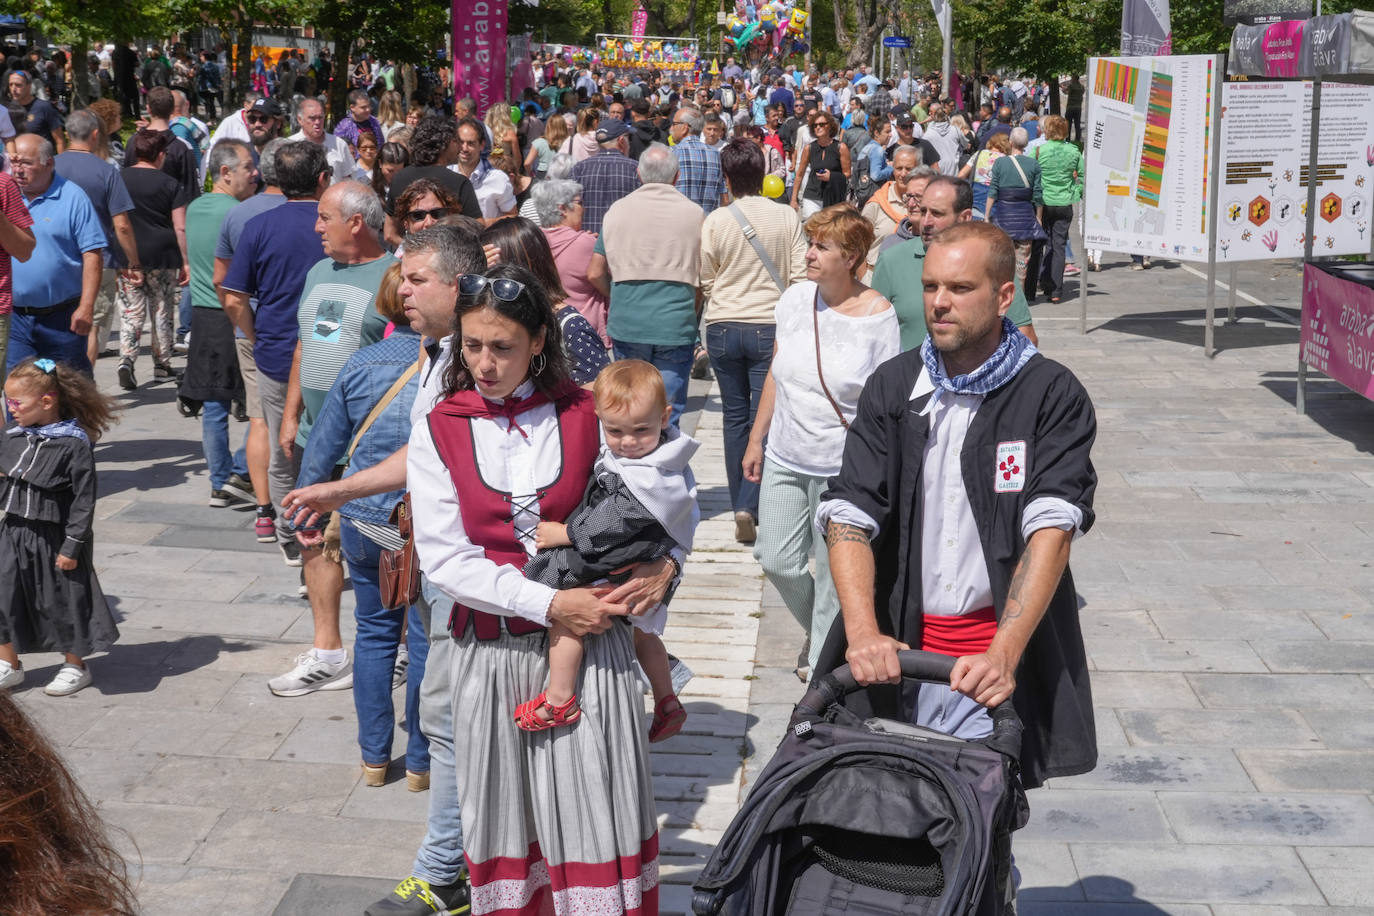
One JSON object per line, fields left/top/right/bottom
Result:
{"left": 765, "top": 280, "right": 901, "bottom": 478}
{"left": 406, "top": 381, "right": 560, "bottom": 625}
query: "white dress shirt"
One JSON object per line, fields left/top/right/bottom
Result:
{"left": 815, "top": 365, "right": 1084, "bottom": 612}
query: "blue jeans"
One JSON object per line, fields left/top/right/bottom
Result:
{"left": 7, "top": 303, "right": 92, "bottom": 374}
{"left": 611, "top": 339, "right": 694, "bottom": 428}
{"left": 200, "top": 399, "right": 249, "bottom": 490}
{"left": 177, "top": 284, "right": 192, "bottom": 339}
{"left": 413, "top": 578, "right": 465, "bottom": 885}
{"left": 339, "top": 518, "right": 431, "bottom": 774}
{"left": 705, "top": 321, "right": 774, "bottom": 518}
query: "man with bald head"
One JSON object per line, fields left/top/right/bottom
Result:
{"left": 9, "top": 135, "right": 104, "bottom": 372}
{"left": 291, "top": 98, "right": 355, "bottom": 184}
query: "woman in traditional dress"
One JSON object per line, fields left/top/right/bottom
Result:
{"left": 406, "top": 262, "right": 672, "bottom": 914}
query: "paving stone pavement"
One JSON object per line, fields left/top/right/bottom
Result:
{"left": 8, "top": 251, "right": 1374, "bottom": 914}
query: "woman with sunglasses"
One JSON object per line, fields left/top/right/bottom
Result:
{"left": 406, "top": 262, "right": 672, "bottom": 914}
{"left": 392, "top": 179, "right": 459, "bottom": 251}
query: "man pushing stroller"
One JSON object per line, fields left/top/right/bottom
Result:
{"left": 815, "top": 221, "right": 1099, "bottom": 910}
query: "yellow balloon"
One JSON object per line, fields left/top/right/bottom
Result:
{"left": 762, "top": 174, "right": 785, "bottom": 199}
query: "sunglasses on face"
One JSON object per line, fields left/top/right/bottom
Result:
{"left": 4, "top": 397, "right": 24, "bottom": 411}
{"left": 458, "top": 273, "right": 527, "bottom": 301}
{"left": 246, "top": 114, "right": 272, "bottom": 124}
{"left": 406, "top": 207, "right": 450, "bottom": 223}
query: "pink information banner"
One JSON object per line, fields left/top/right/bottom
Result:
{"left": 1302, "top": 264, "right": 1374, "bottom": 400}
{"left": 1262, "top": 19, "right": 1305, "bottom": 77}
{"left": 453, "top": 0, "right": 508, "bottom": 117}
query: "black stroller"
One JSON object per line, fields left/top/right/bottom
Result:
{"left": 691, "top": 650, "right": 1028, "bottom": 916}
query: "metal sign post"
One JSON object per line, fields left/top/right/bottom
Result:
{"left": 1204, "top": 56, "right": 1226, "bottom": 357}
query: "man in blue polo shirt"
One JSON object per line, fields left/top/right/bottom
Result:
{"left": 221, "top": 141, "right": 329, "bottom": 563}
{"left": 9, "top": 135, "right": 105, "bottom": 373}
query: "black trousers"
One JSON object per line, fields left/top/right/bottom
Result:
{"left": 1026, "top": 204, "right": 1074, "bottom": 300}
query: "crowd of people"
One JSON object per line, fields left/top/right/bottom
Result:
{"left": 0, "top": 42, "right": 1097, "bottom": 916}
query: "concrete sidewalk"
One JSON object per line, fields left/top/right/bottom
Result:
{"left": 8, "top": 250, "right": 1374, "bottom": 914}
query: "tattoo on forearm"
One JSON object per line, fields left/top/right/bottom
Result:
{"left": 1003, "top": 540, "right": 1033, "bottom": 620}
{"left": 825, "top": 521, "right": 871, "bottom": 549}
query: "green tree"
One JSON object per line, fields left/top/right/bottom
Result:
{"left": 953, "top": 0, "right": 1118, "bottom": 90}
{"left": 310, "top": 0, "right": 448, "bottom": 120}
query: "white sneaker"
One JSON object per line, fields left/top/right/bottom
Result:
{"left": 391, "top": 644, "right": 409, "bottom": 690}
{"left": 268, "top": 651, "right": 354, "bottom": 697}
{"left": 44, "top": 664, "right": 92, "bottom": 696}
{"left": 0, "top": 659, "right": 23, "bottom": 689}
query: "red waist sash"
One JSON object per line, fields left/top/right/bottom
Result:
{"left": 921, "top": 607, "right": 997, "bottom": 657}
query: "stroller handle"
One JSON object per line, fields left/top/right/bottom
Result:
{"left": 801, "top": 649, "right": 1023, "bottom": 755}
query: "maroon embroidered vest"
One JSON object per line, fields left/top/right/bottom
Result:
{"left": 427, "top": 384, "right": 599, "bottom": 639}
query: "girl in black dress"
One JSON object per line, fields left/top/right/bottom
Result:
{"left": 0, "top": 358, "right": 119, "bottom": 697}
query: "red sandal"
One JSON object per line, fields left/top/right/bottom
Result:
{"left": 514, "top": 692, "right": 582, "bottom": 732}
{"left": 649, "top": 694, "right": 687, "bottom": 743}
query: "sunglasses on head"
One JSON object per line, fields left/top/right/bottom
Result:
{"left": 458, "top": 274, "right": 527, "bottom": 301}
{"left": 406, "top": 207, "right": 450, "bottom": 223}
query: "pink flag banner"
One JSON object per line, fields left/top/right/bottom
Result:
{"left": 1302, "top": 264, "right": 1374, "bottom": 400}
{"left": 631, "top": 3, "right": 649, "bottom": 39}
{"left": 453, "top": 0, "right": 508, "bottom": 117}
{"left": 1260, "top": 19, "right": 1305, "bottom": 76}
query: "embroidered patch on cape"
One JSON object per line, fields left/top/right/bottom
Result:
{"left": 995, "top": 440, "right": 1027, "bottom": 493}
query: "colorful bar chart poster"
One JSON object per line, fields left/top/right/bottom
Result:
{"left": 1084, "top": 55, "right": 1218, "bottom": 261}
{"left": 1219, "top": 80, "right": 1374, "bottom": 261}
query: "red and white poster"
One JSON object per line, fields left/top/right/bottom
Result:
{"left": 1302, "top": 264, "right": 1374, "bottom": 400}
{"left": 631, "top": 3, "right": 649, "bottom": 39}
{"left": 453, "top": 0, "right": 508, "bottom": 117}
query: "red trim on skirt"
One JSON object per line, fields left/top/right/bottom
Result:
{"left": 467, "top": 834, "right": 660, "bottom": 915}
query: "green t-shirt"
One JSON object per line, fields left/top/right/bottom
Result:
{"left": 594, "top": 234, "right": 698, "bottom": 346}
{"left": 295, "top": 255, "right": 395, "bottom": 447}
{"left": 186, "top": 191, "right": 239, "bottom": 309}
{"left": 1032, "top": 141, "right": 1085, "bottom": 207}
{"left": 870, "top": 237, "right": 1033, "bottom": 352}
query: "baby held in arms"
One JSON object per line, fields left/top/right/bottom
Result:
{"left": 517, "top": 360, "right": 700, "bottom": 742}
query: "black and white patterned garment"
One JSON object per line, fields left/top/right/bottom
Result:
{"left": 557, "top": 305, "right": 611, "bottom": 385}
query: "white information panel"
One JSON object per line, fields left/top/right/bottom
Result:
{"left": 1084, "top": 55, "right": 1220, "bottom": 262}
{"left": 1219, "top": 80, "right": 1374, "bottom": 262}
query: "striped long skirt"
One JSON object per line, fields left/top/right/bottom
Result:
{"left": 447, "top": 620, "right": 660, "bottom": 915}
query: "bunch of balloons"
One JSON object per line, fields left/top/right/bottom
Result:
{"left": 725, "top": 0, "right": 809, "bottom": 57}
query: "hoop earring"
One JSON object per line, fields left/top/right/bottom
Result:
{"left": 530, "top": 352, "right": 547, "bottom": 376}
{"left": 458, "top": 350, "right": 470, "bottom": 369}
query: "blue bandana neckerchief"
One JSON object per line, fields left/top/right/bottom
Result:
{"left": 920, "top": 317, "right": 1038, "bottom": 411}
{"left": 8, "top": 418, "right": 90, "bottom": 446}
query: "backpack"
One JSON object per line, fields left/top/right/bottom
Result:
{"left": 847, "top": 141, "right": 880, "bottom": 208}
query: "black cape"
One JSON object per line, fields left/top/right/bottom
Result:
{"left": 816, "top": 350, "right": 1098, "bottom": 789}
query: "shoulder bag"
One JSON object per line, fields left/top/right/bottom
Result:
{"left": 727, "top": 202, "right": 786, "bottom": 292}
{"left": 340, "top": 358, "right": 422, "bottom": 610}
{"left": 812, "top": 288, "right": 849, "bottom": 430}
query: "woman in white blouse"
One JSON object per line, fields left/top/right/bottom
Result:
{"left": 406, "top": 263, "right": 674, "bottom": 913}
{"left": 742, "top": 205, "right": 901, "bottom": 680}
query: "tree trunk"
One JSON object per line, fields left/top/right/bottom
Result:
{"left": 329, "top": 36, "right": 358, "bottom": 125}
{"left": 831, "top": 0, "right": 887, "bottom": 70}
{"left": 402, "top": 63, "right": 417, "bottom": 108}
{"left": 72, "top": 37, "right": 90, "bottom": 109}
{"left": 235, "top": 18, "right": 254, "bottom": 105}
